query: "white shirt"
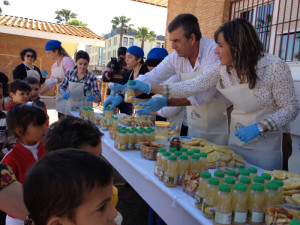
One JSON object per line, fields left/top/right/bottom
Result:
{"left": 19, "top": 141, "right": 40, "bottom": 161}
{"left": 168, "top": 53, "right": 300, "bottom": 132}
{"left": 136, "top": 36, "right": 220, "bottom": 107}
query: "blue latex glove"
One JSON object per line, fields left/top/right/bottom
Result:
{"left": 42, "top": 69, "right": 48, "bottom": 78}
{"left": 62, "top": 91, "right": 70, "bottom": 100}
{"left": 139, "top": 97, "right": 167, "bottom": 112}
{"left": 235, "top": 124, "right": 260, "bottom": 143}
{"left": 103, "top": 94, "right": 123, "bottom": 111}
{"left": 87, "top": 94, "right": 96, "bottom": 102}
{"left": 128, "top": 80, "right": 150, "bottom": 94}
{"left": 136, "top": 109, "right": 150, "bottom": 115}
{"left": 110, "top": 83, "right": 126, "bottom": 93}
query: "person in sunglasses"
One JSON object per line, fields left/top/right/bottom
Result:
{"left": 13, "top": 48, "right": 45, "bottom": 84}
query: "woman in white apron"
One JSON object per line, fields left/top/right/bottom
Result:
{"left": 13, "top": 48, "right": 45, "bottom": 84}
{"left": 103, "top": 46, "right": 150, "bottom": 114}
{"left": 146, "top": 19, "right": 299, "bottom": 171}
{"left": 41, "top": 40, "right": 75, "bottom": 119}
{"left": 58, "top": 50, "right": 101, "bottom": 115}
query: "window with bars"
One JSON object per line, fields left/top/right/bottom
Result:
{"left": 129, "top": 38, "right": 134, "bottom": 47}
{"left": 231, "top": 0, "right": 300, "bottom": 62}
{"left": 123, "top": 37, "right": 128, "bottom": 46}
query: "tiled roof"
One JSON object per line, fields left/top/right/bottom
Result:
{"left": 0, "top": 15, "right": 104, "bottom": 40}
{"left": 130, "top": 0, "right": 168, "bottom": 8}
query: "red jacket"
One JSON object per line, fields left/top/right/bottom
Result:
{"left": 5, "top": 102, "right": 16, "bottom": 111}
{"left": 1, "top": 141, "right": 45, "bottom": 183}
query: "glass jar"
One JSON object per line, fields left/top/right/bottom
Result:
{"left": 164, "top": 155, "right": 178, "bottom": 187}
{"left": 155, "top": 121, "right": 170, "bottom": 146}
{"left": 124, "top": 80, "right": 135, "bottom": 103}
{"left": 214, "top": 171, "right": 225, "bottom": 184}
{"left": 177, "top": 155, "right": 188, "bottom": 186}
{"left": 195, "top": 171, "right": 211, "bottom": 210}
{"left": 213, "top": 184, "right": 232, "bottom": 225}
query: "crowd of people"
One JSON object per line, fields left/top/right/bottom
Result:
{"left": 0, "top": 12, "right": 299, "bottom": 225}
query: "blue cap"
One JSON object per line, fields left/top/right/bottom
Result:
{"left": 45, "top": 40, "right": 62, "bottom": 51}
{"left": 126, "top": 46, "right": 144, "bottom": 58}
{"left": 147, "top": 48, "right": 168, "bottom": 60}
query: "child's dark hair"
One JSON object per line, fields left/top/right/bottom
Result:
{"left": 145, "top": 59, "right": 163, "bottom": 68}
{"left": 8, "top": 79, "right": 31, "bottom": 94}
{"left": 43, "top": 117, "right": 103, "bottom": 153}
{"left": 23, "top": 76, "right": 40, "bottom": 86}
{"left": 23, "top": 149, "right": 113, "bottom": 225}
{"left": 7, "top": 104, "right": 47, "bottom": 138}
{"left": 75, "top": 50, "right": 90, "bottom": 63}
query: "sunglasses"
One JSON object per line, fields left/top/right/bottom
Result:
{"left": 25, "top": 54, "right": 34, "bottom": 58}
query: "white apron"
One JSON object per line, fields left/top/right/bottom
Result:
{"left": 65, "top": 81, "right": 89, "bottom": 115}
{"left": 180, "top": 64, "right": 228, "bottom": 145}
{"left": 216, "top": 82, "right": 282, "bottom": 170}
{"left": 52, "top": 66, "right": 67, "bottom": 114}
{"left": 26, "top": 69, "right": 40, "bottom": 82}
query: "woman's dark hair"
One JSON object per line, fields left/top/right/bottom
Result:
{"left": 20, "top": 48, "right": 37, "bottom": 61}
{"left": 8, "top": 79, "right": 32, "bottom": 94}
{"left": 23, "top": 149, "right": 113, "bottom": 225}
{"left": 145, "top": 59, "right": 163, "bottom": 68}
{"left": 43, "top": 117, "right": 103, "bottom": 153}
{"left": 168, "top": 13, "right": 202, "bottom": 41}
{"left": 7, "top": 104, "right": 47, "bottom": 138}
{"left": 214, "top": 18, "right": 264, "bottom": 89}
{"left": 75, "top": 50, "right": 90, "bottom": 63}
{"left": 131, "top": 54, "right": 144, "bottom": 64}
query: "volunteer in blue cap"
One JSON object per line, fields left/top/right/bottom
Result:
{"left": 40, "top": 40, "right": 75, "bottom": 119}
{"left": 103, "top": 46, "right": 150, "bottom": 114}
{"left": 144, "top": 48, "right": 168, "bottom": 71}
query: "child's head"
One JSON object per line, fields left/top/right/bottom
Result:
{"left": 7, "top": 104, "right": 47, "bottom": 145}
{"left": 8, "top": 79, "right": 31, "bottom": 104}
{"left": 23, "top": 77, "right": 40, "bottom": 101}
{"left": 24, "top": 149, "right": 117, "bottom": 225}
{"left": 43, "top": 117, "right": 103, "bottom": 156}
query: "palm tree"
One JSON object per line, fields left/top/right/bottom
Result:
{"left": 111, "top": 16, "right": 133, "bottom": 47}
{"left": 0, "top": 0, "right": 10, "bottom": 14}
{"left": 135, "top": 27, "right": 156, "bottom": 50}
{"left": 55, "top": 9, "right": 77, "bottom": 24}
{"left": 66, "top": 19, "right": 87, "bottom": 27}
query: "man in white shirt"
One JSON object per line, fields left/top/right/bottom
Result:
{"left": 104, "top": 14, "right": 230, "bottom": 144}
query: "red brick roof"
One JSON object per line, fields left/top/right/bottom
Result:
{"left": 0, "top": 15, "right": 104, "bottom": 40}
{"left": 130, "top": 0, "right": 167, "bottom": 8}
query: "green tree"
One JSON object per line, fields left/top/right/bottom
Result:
{"left": 111, "top": 16, "right": 133, "bottom": 47}
{"left": 0, "top": 1, "right": 10, "bottom": 14}
{"left": 66, "top": 19, "right": 87, "bottom": 27}
{"left": 55, "top": 9, "right": 77, "bottom": 24}
{"left": 135, "top": 27, "right": 156, "bottom": 50}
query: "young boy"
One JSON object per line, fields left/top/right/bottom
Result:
{"left": 23, "top": 149, "right": 117, "bottom": 225}
{"left": 23, "top": 77, "right": 49, "bottom": 126}
{"left": 5, "top": 80, "right": 31, "bottom": 111}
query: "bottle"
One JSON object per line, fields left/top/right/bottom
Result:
{"left": 155, "top": 148, "right": 166, "bottom": 177}
{"left": 169, "top": 147, "right": 176, "bottom": 155}
{"left": 174, "top": 151, "right": 182, "bottom": 158}
{"left": 248, "top": 167, "right": 258, "bottom": 183}
{"left": 214, "top": 171, "right": 225, "bottom": 184}
{"left": 253, "top": 176, "right": 264, "bottom": 186}
{"left": 264, "top": 183, "right": 278, "bottom": 207}
{"left": 190, "top": 154, "right": 200, "bottom": 174}
{"left": 247, "top": 183, "right": 265, "bottom": 225}
{"left": 160, "top": 152, "right": 171, "bottom": 181}
{"left": 180, "top": 148, "right": 188, "bottom": 155}
{"left": 200, "top": 153, "right": 208, "bottom": 172}
{"left": 114, "top": 129, "right": 121, "bottom": 149}
{"left": 117, "top": 130, "right": 127, "bottom": 151}
{"left": 135, "top": 130, "right": 143, "bottom": 150}
{"left": 213, "top": 184, "right": 232, "bottom": 225}
{"left": 124, "top": 80, "right": 135, "bottom": 103}
{"left": 239, "top": 177, "right": 251, "bottom": 200}
{"left": 193, "top": 149, "right": 201, "bottom": 155}
{"left": 164, "top": 155, "right": 178, "bottom": 187}
{"left": 186, "top": 151, "right": 193, "bottom": 169}
{"left": 169, "top": 127, "right": 181, "bottom": 151}
{"left": 271, "top": 179, "right": 284, "bottom": 205}
{"left": 195, "top": 171, "right": 211, "bottom": 210}
{"left": 203, "top": 177, "right": 220, "bottom": 219}
{"left": 261, "top": 173, "right": 272, "bottom": 186}
{"left": 144, "top": 130, "right": 151, "bottom": 141}
{"left": 238, "top": 169, "right": 250, "bottom": 182}
{"left": 126, "top": 130, "right": 134, "bottom": 150}
{"left": 232, "top": 183, "right": 248, "bottom": 225}
{"left": 225, "top": 169, "right": 236, "bottom": 179}
{"left": 224, "top": 177, "right": 236, "bottom": 195}
{"left": 103, "top": 108, "right": 113, "bottom": 131}
{"left": 177, "top": 155, "right": 188, "bottom": 186}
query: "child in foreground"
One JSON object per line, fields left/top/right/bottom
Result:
{"left": 23, "top": 149, "right": 118, "bottom": 225}
{"left": 5, "top": 80, "right": 31, "bottom": 111}
{"left": 23, "top": 77, "right": 49, "bottom": 127}
{"left": 1, "top": 104, "right": 47, "bottom": 225}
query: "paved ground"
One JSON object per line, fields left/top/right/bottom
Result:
{"left": 41, "top": 96, "right": 154, "bottom": 225}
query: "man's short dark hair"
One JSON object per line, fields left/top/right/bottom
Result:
{"left": 168, "top": 13, "right": 202, "bottom": 41}
{"left": 23, "top": 149, "right": 113, "bottom": 225}
{"left": 43, "top": 117, "right": 103, "bottom": 153}
{"left": 118, "top": 47, "right": 127, "bottom": 57}
{"left": 23, "top": 76, "right": 40, "bottom": 86}
{"left": 8, "top": 79, "right": 32, "bottom": 94}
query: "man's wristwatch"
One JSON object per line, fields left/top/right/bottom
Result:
{"left": 256, "top": 123, "right": 266, "bottom": 137}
